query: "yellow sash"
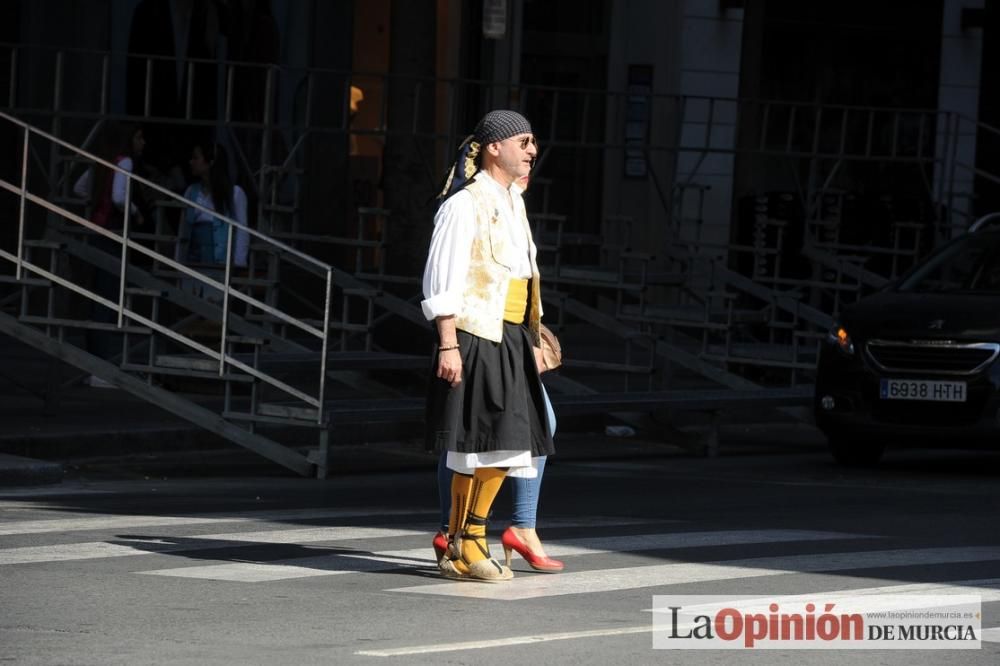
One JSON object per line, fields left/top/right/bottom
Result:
{"left": 503, "top": 278, "right": 529, "bottom": 324}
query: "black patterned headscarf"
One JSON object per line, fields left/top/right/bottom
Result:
{"left": 437, "top": 110, "right": 532, "bottom": 200}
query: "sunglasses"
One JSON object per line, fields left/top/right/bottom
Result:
{"left": 504, "top": 135, "right": 538, "bottom": 150}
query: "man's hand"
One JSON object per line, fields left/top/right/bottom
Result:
{"left": 437, "top": 348, "right": 463, "bottom": 387}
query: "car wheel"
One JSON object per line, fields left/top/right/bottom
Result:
{"left": 827, "top": 433, "right": 886, "bottom": 467}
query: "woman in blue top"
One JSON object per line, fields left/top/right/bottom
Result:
{"left": 178, "top": 141, "right": 250, "bottom": 268}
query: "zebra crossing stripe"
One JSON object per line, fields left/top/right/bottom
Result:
{"left": 0, "top": 512, "right": 657, "bottom": 538}
{"left": 0, "top": 517, "right": 671, "bottom": 567}
{"left": 0, "top": 527, "right": 428, "bottom": 566}
{"left": 355, "top": 626, "right": 654, "bottom": 657}
{"left": 496, "top": 529, "right": 874, "bottom": 559}
{"left": 133, "top": 530, "right": 867, "bottom": 582}
{"left": 0, "top": 508, "right": 432, "bottom": 537}
{"left": 138, "top": 553, "right": 422, "bottom": 581}
{"left": 140, "top": 553, "right": 423, "bottom": 582}
{"left": 983, "top": 628, "right": 1000, "bottom": 643}
{"left": 388, "top": 546, "right": 1000, "bottom": 600}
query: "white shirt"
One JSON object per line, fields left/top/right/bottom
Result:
{"left": 421, "top": 171, "right": 533, "bottom": 320}
{"left": 72, "top": 156, "right": 141, "bottom": 218}
{"left": 184, "top": 184, "right": 251, "bottom": 267}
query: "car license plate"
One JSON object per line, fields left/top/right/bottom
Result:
{"left": 879, "top": 379, "right": 967, "bottom": 402}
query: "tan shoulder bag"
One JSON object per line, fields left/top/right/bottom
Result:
{"left": 539, "top": 324, "right": 562, "bottom": 370}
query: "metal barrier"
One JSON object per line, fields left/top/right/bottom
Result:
{"left": 4, "top": 42, "right": 989, "bottom": 230}
{"left": 6, "top": 41, "right": 1000, "bottom": 393}
{"left": 0, "top": 109, "right": 335, "bottom": 426}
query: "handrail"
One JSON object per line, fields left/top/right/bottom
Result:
{"left": 0, "top": 111, "right": 330, "bottom": 272}
{"left": 0, "top": 111, "right": 334, "bottom": 424}
{"left": 7, "top": 42, "right": 998, "bottom": 269}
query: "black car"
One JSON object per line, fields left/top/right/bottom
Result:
{"left": 815, "top": 228, "right": 1000, "bottom": 465}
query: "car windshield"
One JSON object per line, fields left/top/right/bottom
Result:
{"left": 897, "top": 231, "right": 1000, "bottom": 293}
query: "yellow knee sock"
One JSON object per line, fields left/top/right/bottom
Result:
{"left": 460, "top": 467, "right": 507, "bottom": 565}
{"left": 448, "top": 472, "right": 473, "bottom": 539}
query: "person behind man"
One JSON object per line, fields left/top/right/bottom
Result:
{"left": 422, "top": 110, "right": 554, "bottom": 582}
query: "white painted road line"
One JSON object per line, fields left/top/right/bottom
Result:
{"left": 0, "top": 508, "right": 432, "bottom": 537}
{"left": 132, "top": 530, "right": 869, "bottom": 582}
{"left": 139, "top": 553, "right": 422, "bottom": 581}
{"left": 983, "top": 627, "right": 1000, "bottom": 643}
{"left": 0, "top": 518, "right": 679, "bottom": 568}
{"left": 377, "top": 529, "right": 869, "bottom": 562}
{"left": 192, "top": 518, "right": 667, "bottom": 547}
{"left": 389, "top": 546, "right": 1000, "bottom": 600}
{"left": 0, "top": 527, "right": 428, "bottom": 566}
{"left": 0, "top": 512, "right": 659, "bottom": 538}
{"left": 518, "top": 529, "right": 874, "bottom": 559}
{"left": 355, "top": 626, "right": 653, "bottom": 657}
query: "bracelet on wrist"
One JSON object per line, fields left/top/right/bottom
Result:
{"left": 438, "top": 344, "right": 460, "bottom": 352}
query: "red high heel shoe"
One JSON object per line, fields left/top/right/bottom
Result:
{"left": 501, "top": 527, "right": 564, "bottom": 572}
{"left": 432, "top": 531, "right": 449, "bottom": 564}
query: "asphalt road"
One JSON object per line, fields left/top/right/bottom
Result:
{"left": 2, "top": 446, "right": 999, "bottom": 665}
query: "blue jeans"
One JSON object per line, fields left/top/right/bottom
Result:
{"left": 437, "top": 384, "right": 556, "bottom": 531}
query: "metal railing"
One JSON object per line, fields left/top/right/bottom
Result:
{"left": 6, "top": 42, "right": 993, "bottom": 226}
{"left": 0, "top": 109, "right": 335, "bottom": 424}
{"left": 7, "top": 41, "right": 1000, "bottom": 391}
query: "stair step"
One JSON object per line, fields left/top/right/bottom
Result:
{"left": 563, "top": 359, "right": 655, "bottom": 373}
{"left": 154, "top": 350, "right": 428, "bottom": 370}
{"left": 19, "top": 315, "right": 152, "bottom": 334}
{"left": 328, "top": 322, "right": 372, "bottom": 333}
{"left": 257, "top": 402, "right": 319, "bottom": 421}
{"left": 125, "top": 287, "right": 167, "bottom": 297}
{"left": 263, "top": 233, "right": 380, "bottom": 248}
{"left": 22, "top": 240, "right": 65, "bottom": 250}
{"left": 129, "top": 232, "right": 178, "bottom": 242}
{"left": 343, "top": 286, "right": 381, "bottom": 297}
{"left": 121, "top": 362, "right": 256, "bottom": 383}
{"left": 0, "top": 275, "right": 51, "bottom": 286}
{"left": 227, "top": 335, "right": 266, "bottom": 346}
{"left": 151, "top": 268, "right": 277, "bottom": 287}
{"left": 699, "top": 352, "right": 817, "bottom": 370}
{"left": 353, "top": 272, "right": 421, "bottom": 285}
{"left": 224, "top": 410, "right": 324, "bottom": 427}
{"left": 256, "top": 397, "right": 427, "bottom": 424}
{"left": 702, "top": 343, "right": 819, "bottom": 363}
{"left": 618, "top": 304, "right": 769, "bottom": 325}
{"left": 155, "top": 355, "right": 245, "bottom": 373}
{"left": 554, "top": 266, "right": 621, "bottom": 283}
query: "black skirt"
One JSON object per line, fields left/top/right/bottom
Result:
{"left": 425, "top": 322, "right": 555, "bottom": 457}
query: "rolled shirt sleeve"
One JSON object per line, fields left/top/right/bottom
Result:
{"left": 421, "top": 191, "right": 476, "bottom": 320}
{"left": 110, "top": 157, "right": 141, "bottom": 217}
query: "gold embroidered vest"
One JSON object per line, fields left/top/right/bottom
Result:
{"left": 454, "top": 176, "right": 542, "bottom": 344}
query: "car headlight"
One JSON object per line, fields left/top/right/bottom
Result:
{"left": 826, "top": 324, "right": 855, "bottom": 355}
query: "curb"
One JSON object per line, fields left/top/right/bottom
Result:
{"left": 0, "top": 453, "right": 64, "bottom": 486}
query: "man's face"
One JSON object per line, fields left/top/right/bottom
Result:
{"left": 492, "top": 133, "right": 538, "bottom": 183}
